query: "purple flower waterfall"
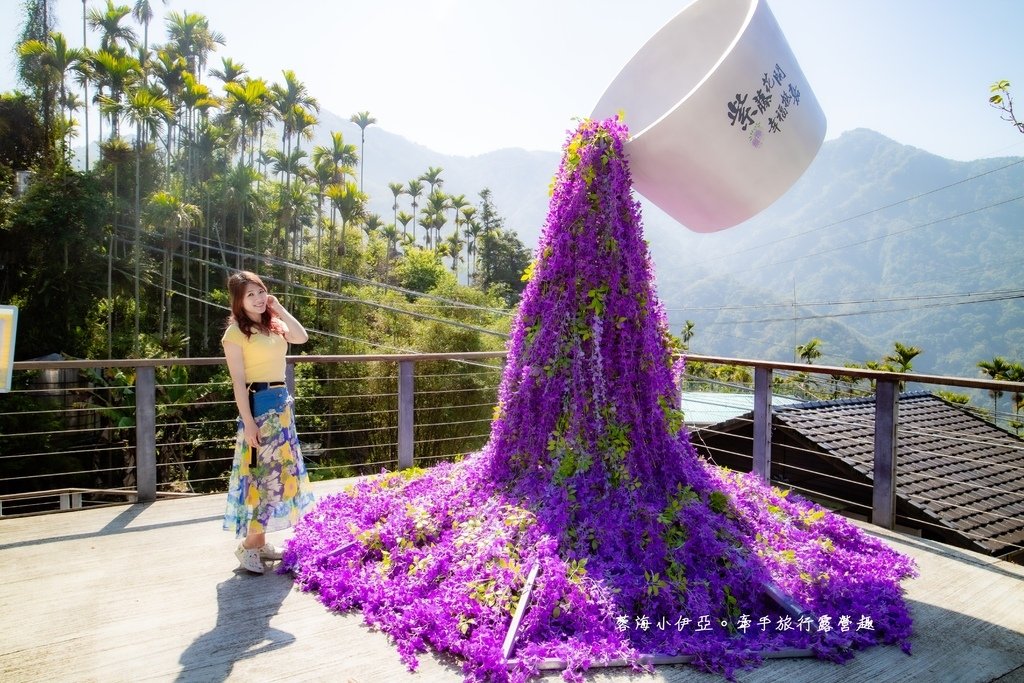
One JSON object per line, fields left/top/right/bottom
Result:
{"left": 283, "top": 117, "right": 916, "bottom": 683}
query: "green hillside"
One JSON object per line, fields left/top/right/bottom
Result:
{"left": 645, "top": 128, "right": 1024, "bottom": 379}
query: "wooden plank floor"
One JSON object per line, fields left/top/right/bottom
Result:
{"left": 1, "top": 477, "right": 1022, "bottom": 683}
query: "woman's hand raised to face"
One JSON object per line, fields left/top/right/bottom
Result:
{"left": 265, "top": 294, "right": 281, "bottom": 316}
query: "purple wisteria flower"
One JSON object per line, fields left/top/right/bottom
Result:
{"left": 283, "top": 117, "right": 917, "bottom": 683}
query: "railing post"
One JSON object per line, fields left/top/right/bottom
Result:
{"left": 135, "top": 365, "right": 157, "bottom": 503}
{"left": 752, "top": 366, "right": 773, "bottom": 481}
{"left": 286, "top": 359, "right": 296, "bottom": 396}
{"left": 872, "top": 379, "right": 899, "bottom": 529}
{"left": 397, "top": 360, "right": 414, "bottom": 470}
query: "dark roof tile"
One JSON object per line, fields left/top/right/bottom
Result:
{"left": 768, "top": 392, "right": 1024, "bottom": 557}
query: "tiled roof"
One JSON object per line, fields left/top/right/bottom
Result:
{"left": 771, "top": 392, "right": 1024, "bottom": 557}
{"left": 681, "top": 391, "right": 802, "bottom": 426}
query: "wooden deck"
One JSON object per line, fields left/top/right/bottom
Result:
{"left": 1, "top": 477, "right": 1022, "bottom": 683}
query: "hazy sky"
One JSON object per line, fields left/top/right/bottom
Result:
{"left": 2, "top": 0, "right": 1023, "bottom": 161}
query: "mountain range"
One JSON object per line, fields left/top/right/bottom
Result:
{"left": 72, "top": 111, "right": 1019, "bottom": 380}
{"left": 647, "top": 127, "right": 1024, "bottom": 377}
{"left": 323, "top": 110, "right": 1021, "bottom": 380}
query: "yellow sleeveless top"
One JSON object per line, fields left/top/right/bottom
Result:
{"left": 221, "top": 323, "right": 287, "bottom": 383}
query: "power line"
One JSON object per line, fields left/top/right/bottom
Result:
{"left": 667, "top": 288, "right": 1024, "bottom": 312}
{"left": 155, "top": 283, "right": 417, "bottom": 354}
{"left": 155, "top": 261, "right": 511, "bottom": 367}
{"left": 677, "top": 157, "right": 1024, "bottom": 269}
{"left": 847, "top": 252, "right": 1023, "bottom": 297}
{"left": 108, "top": 183, "right": 1020, "bottom": 357}
{"left": 704, "top": 290, "right": 1023, "bottom": 326}
{"left": 117, "top": 234, "right": 511, "bottom": 340}
{"left": 176, "top": 232, "right": 513, "bottom": 317}
{"left": 115, "top": 227, "right": 511, "bottom": 318}
{"left": 730, "top": 193, "right": 1024, "bottom": 275}
{"left": 159, "top": 275, "right": 504, "bottom": 368}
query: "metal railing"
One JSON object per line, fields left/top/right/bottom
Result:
{"left": 0, "top": 352, "right": 504, "bottom": 516}
{"left": 683, "top": 354, "right": 1024, "bottom": 561}
{"left": 2, "top": 351, "right": 1022, "bottom": 562}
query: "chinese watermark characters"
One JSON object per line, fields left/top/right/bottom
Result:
{"left": 618, "top": 612, "right": 876, "bottom": 634}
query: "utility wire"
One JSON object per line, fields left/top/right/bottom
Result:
{"left": 160, "top": 274, "right": 505, "bottom": 369}
{"left": 677, "top": 158, "right": 1024, "bottom": 269}
{"left": 114, "top": 228, "right": 511, "bottom": 319}
{"left": 705, "top": 289, "right": 1023, "bottom": 326}
{"left": 120, "top": 236, "right": 511, "bottom": 340}
{"left": 111, "top": 178, "right": 1019, "bottom": 356}
{"left": 175, "top": 231, "right": 513, "bottom": 317}
{"left": 732, "top": 193, "right": 1024, "bottom": 275}
{"left": 668, "top": 288, "right": 1024, "bottom": 312}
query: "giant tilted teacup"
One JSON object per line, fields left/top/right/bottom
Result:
{"left": 591, "top": 0, "right": 826, "bottom": 232}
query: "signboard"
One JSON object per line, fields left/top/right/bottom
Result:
{"left": 0, "top": 305, "right": 17, "bottom": 393}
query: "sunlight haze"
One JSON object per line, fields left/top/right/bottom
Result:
{"left": 2, "top": 0, "right": 1022, "bottom": 160}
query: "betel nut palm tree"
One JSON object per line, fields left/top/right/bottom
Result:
{"left": 406, "top": 179, "right": 424, "bottom": 240}
{"left": 795, "top": 338, "right": 823, "bottom": 364}
{"left": 121, "top": 85, "right": 173, "bottom": 348}
{"left": 420, "top": 165, "right": 444, "bottom": 195}
{"left": 272, "top": 69, "right": 318, "bottom": 191}
{"left": 131, "top": 0, "right": 169, "bottom": 74}
{"left": 145, "top": 189, "right": 200, "bottom": 337}
{"left": 164, "top": 10, "right": 225, "bottom": 83}
{"left": 349, "top": 110, "right": 376, "bottom": 192}
{"left": 388, "top": 181, "right": 405, "bottom": 227}
{"left": 330, "top": 180, "right": 366, "bottom": 259}
{"left": 978, "top": 356, "right": 1013, "bottom": 424}
{"left": 88, "top": 0, "right": 138, "bottom": 53}
{"left": 396, "top": 210, "right": 413, "bottom": 239}
{"left": 18, "top": 31, "right": 86, "bottom": 162}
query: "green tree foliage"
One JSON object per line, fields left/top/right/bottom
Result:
{"left": 0, "top": 6, "right": 536, "bottom": 495}
{"left": 1003, "top": 362, "right": 1024, "bottom": 436}
{"left": 795, "top": 337, "right": 823, "bottom": 364}
{"left": 679, "top": 320, "right": 695, "bottom": 351}
{"left": 989, "top": 80, "right": 1023, "bottom": 135}
{"left": 977, "top": 356, "right": 1020, "bottom": 427}
{"left": 885, "top": 341, "right": 922, "bottom": 373}
{"left": 476, "top": 226, "right": 531, "bottom": 306}
{"left": 394, "top": 247, "right": 455, "bottom": 295}
{"left": 16, "top": 0, "right": 57, "bottom": 163}
{"left": 0, "top": 93, "right": 47, "bottom": 174}
{"left": 0, "top": 165, "right": 106, "bottom": 358}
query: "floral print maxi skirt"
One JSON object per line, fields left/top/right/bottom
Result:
{"left": 223, "top": 390, "right": 315, "bottom": 538}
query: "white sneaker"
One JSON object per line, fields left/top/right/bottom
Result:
{"left": 235, "top": 543, "right": 265, "bottom": 574}
{"left": 259, "top": 543, "right": 282, "bottom": 561}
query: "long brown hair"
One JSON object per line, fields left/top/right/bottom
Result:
{"left": 226, "top": 271, "right": 283, "bottom": 338}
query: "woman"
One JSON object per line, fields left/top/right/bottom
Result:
{"left": 222, "top": 271, "right": 315, "bottom": 574}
